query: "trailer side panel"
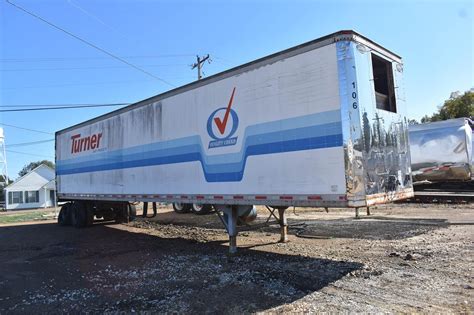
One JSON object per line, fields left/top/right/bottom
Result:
{"left": 56, "top": 43, "right": 348, "bottom": 206}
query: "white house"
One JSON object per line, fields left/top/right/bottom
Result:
{"left": 4, "top": 164, "right": 56, "bottom": 210}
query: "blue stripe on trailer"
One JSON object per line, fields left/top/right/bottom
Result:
{"left": 57, "top": 110, "right": 343, "bottom": 182}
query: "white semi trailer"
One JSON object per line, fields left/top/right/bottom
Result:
{"left": 55, "top": 30, "right": 413, "bottom": 253}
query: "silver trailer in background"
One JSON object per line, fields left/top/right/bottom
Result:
{"left": 409, "top": 118, "right": 473, "bottom": 182}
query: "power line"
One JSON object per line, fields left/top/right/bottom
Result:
{"left": 67, "top": 0, "right": 122, "bottom": 37}
{"left": 6, "top": 149, "right": 54, "bottom": 159}
{"left": 0, "top": 123, "right": 54, "bottom": 135}
{"left": 213, "top": 55, "right": 236, "bottom": 65}
{"left": 6, "top": 139, "right": 54, "bottom": 147}
{"left": 1, "top": 79, "right": 154, "bottom": 90}
{"left": 1, "top": 103, "right": 129, "bottom": 112}
{"left": 1, "top": 64, "right": 189, "bottom": 72}
{"left": 5, "top": 0, "right": 176, "bottom": 88}
{"left": 0, "top": 54, "right": 195, "bottom": 62}
{"left": 0, "top": 103, "right": 129, "bottom": 108}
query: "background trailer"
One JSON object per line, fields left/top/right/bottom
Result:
{"left": 409, "top": 118, "right": 473, "bottom": 183}
{"left": 55, "top": 30, "right": 413, "bottom": 253}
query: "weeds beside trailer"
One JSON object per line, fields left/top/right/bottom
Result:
{"left": 55, "top": 30, "right": 413, "bottom": 253}
{"left": 409, "top": 118, "right": 473, "bottom": 182}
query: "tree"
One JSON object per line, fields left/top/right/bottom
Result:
{"left": 18, "top": 160, "right": 55, "bottom": 177}
{"left": 407, "top": 119, "right": 419, "bottom": 125}
{"left": 0, "top": 175, "right": 13, "bottom": 185}
{"left": 0, "top": 175, "right": 13, "bottom": 206}
{"left": 421, "top": 91, "right": 474, "bottom": 123}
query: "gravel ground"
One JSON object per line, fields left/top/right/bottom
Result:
{"left": 0, "top": 203, "right": 472, "bottom": 313}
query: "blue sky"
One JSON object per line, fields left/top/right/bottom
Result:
{"left": 0, "top": 0, "right": 473, "bottom": 179}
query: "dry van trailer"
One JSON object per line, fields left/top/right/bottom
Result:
{"left": 55, "top": 30, "right": 413, "bottom": 253}
{"left": 409, "top": 118, "right": 473, "bottom": 183}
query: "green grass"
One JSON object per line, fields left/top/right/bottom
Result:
{"left": 0, "top": 211, "right": 55, "bottom": 224}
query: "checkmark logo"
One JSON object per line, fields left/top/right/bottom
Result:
{"left": 214, "top": 87, "right": 236, "bottom": 135}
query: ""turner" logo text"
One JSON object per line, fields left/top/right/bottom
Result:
{"left": 71, "top": 133, "right": 103, "bottom": 154}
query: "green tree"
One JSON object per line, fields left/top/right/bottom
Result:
{"left": 0, "top": 175, "right": 13, "bottom": 206}
{"left": 421, "top": 91, "right": 474, "bottom": 123}
{"left": 18, "top": 160, "right": 55, "bottom": 177}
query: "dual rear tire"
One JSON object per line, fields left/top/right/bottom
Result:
{"left": 172, "top": 203, "right": 213, "bottom": 215}
{"left": 58, "top": 203, "right": 72, "bottom": 226}
{"left": 191, "top": 203, "right": 213, "bottom": 215}
{"left": 58, "top": 201, "right": 136, "bottom": 227}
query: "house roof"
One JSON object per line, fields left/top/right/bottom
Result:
{"left": 41, "top": 179, "right": 56, "bottom": 190}
{"left": 5, "top": 164, "right": 55, "bottom": 191}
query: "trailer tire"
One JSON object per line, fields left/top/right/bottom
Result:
{"left": 114, "top": 203, "right": 130, "bottom": 224}
{"left": 129, "top": 204, "right": 137, "bottom": 221}
{"left": 71, "top": 202, "right": 87, "bottom": 228}
{"left": 84, "top": 203, "right": 94, "bottom": 227}
{"left": 172, "top": 203, "right": 191, "bottom": 213}
{"left": 58, "top": 203, "right": 72, "bottom": 226}
{"left": 191, "top": 203, "right": 213, "bottom": 215}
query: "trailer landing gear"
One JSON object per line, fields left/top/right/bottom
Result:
{"left": 355, "top": 206, "right": 371, "bottom": 218}
{"left": 214, "top": 205, "right": 288, "bottom": 255}
{"left": 278, "top": 208, "right": 288, "bottom": 243}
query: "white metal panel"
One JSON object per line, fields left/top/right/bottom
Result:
{"left": 57, "top": 43, "right": 346, "bottom": 198}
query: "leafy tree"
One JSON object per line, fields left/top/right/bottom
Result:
{"left": 421, "top": 91, "right": 474, "bottom": 123}
{"left": 0, "top": 175, "right": 13, "bottom": 206}
{"left": 0, "top": 175, "right": 13, "bottom": 185}
{"left": 18, "top": 160, "right": 55, "bottom": 177}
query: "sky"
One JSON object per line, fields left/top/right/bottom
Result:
{"left": 0, "top": 0, "right": 473, "bottom": 180}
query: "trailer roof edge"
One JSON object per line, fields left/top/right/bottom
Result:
{"left": 56, "top": 30, "right": 402, "bottom": 135}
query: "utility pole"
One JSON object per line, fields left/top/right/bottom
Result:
{"left": 191, "top": 54, "right": 211, "bottom": 80}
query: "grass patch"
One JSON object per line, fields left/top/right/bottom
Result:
{"left": 0, "top": 211, "right": 55, "bottom": 224}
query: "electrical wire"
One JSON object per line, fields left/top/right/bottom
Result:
{"left": 6, "top": 139, "right": 54, "bottom": 147}
{"left": 67, "top": 0, "right": 121, "bottom": 36}
{"left": 6, "top": 149, "right": 54, "bottom": 158}
{"left": 1, "top": 79, "right": 154, "bottom": 90}
{"left": 0, "top": 103, "right": 129, "bottom": 108}
{"left": 0, "top": 123, "right": 54, "bottom": 135}
{"left": 1, "top": 64, "right": 189, "bottom": 72}
{"left": 0, "top": 103, "right": 129, "bottom": 112}
{"left": 5, "top": 0, "right": 176, "bottom": 88}
{"left": 0, "top": 54, "right": 195, "bottom": 62}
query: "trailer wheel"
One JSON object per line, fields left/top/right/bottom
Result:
{"left": 128, "top": 204, "right": 137, "bottom": 221}
{"left": 71, "top": 202, "right": 87, "bottom": 228}
{"left": 191, "top": 203, "right": 213, "bottom": 215}
{"left": 172, "top": 202, "right": 191, "bottom": 213}
{"left": 58, "top": 203, "right": 72, "bottom": 226}
{"left": 84, "top": 203, "right": 94, "bottom": 227}
{"left": 114, "top": 203, "right": 132, "bottom": 224}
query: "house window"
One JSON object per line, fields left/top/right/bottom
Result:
{"left": 9, "top": 191, "right": 23, "bottom": 204}
{"left": 371, "top": 54, "right": 397, "bottom": 113}
{"left": 25, "top": 191, "right": 39, "bottom": 203}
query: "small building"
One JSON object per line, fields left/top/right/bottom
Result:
{"left": 4, "top": 164, "right": 56, "bottom": 210}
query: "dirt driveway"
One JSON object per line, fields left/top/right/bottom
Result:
{"left": 0, "top": 204, "right": 472, "bottom": 313}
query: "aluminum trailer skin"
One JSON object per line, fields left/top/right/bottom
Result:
{"left": 409, "top": 118, "right": 473, "bottom": 183}
{"left": 55, "top": 30, "right": 413, "bottom": 253}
